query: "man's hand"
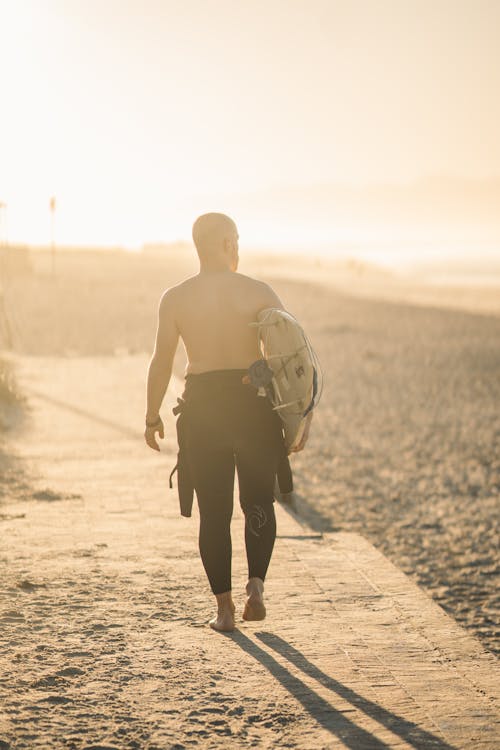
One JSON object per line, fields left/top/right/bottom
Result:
{"left": 289, "top": 411, "right": 313, "bottom": 454}
{"left": 144, "top": 417, "right": 165, "bottom": 451}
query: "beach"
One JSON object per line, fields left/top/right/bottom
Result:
{"left": 1, "top": 246, "right": 499, "bottom": 660}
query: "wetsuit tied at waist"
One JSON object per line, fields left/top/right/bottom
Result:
{"left": 169, "top": 369, "right": 292, "bottom": 518}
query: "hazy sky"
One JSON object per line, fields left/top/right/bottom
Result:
{"left": 1, "top": 0, "right": 499, "bottom": 246}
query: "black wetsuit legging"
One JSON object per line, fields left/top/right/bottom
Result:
{"left": 181, "top": 370, "right": 285, "bottom": 595}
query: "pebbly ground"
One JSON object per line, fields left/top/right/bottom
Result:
{"left": 271, "top": 277, "right": 500, "bottom": 658}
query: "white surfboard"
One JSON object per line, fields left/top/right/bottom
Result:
{"left": 251, "top": 308, "right": 322, "bottom": 450}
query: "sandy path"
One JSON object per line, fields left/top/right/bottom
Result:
{"left": 1, "top": 354, "right": 498, "bottom": 749}
{"left": 1, "top": 355, "right": 306, "bottom": 749}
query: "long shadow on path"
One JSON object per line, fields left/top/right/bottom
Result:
{"left": 230, "top": 630, "right": 456, "bottom": 750}
{"left": 25, "top": 388, "right": 143, "bottom": 440}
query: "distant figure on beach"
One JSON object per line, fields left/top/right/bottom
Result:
{"left": 144, "top": 213, "right": 310, "bottom": 632}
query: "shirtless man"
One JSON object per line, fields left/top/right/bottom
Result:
{"left": 144, "top": 213, "right": 309, "bottom": 632}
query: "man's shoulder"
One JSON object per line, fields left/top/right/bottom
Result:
{"left": 235, "top": 273, "right": 283, "bottom": 308}
{"left": 159, "top": 272, "right": 280, "bottom": 310}
{"left": 234, "top": 273, "right": 280, "bottom": 295}
{"left": 159, "top": 275, "right": 197, "bottom": 304}
{"left": 233, "top": 272, "right": 275, "bottom": 292}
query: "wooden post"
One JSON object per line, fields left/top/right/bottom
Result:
{"left": 50, "top": 195, "right": 56, "bottom": 275}
{"left": 0, "top": 201, "right": 13, "bottom": 348}
{"left": 0, "top": 201, "right": 6, "bottom": 248}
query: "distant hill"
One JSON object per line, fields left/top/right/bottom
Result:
{"left": 224, "top": 176, "right": 500, "bottom": 244}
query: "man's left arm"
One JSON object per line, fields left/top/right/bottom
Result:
{"left": 145, "top": 290, "right": 179, "bottom": 451}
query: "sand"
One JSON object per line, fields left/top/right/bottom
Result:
{"left": 1, "top": 246, "right": 499, "bottom": 666}
{"left": 1, "top": 352, "right": 498, "bottom": 750}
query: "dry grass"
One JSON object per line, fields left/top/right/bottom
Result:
{"left": 0, "top": 357, "right": 22, "bottom": 410}
{"left": 0, "top": 357, "right": 27, "bottom": 504}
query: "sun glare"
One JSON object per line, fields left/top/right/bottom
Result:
{"left": 0, "top": 0, "right": 499, "bottom": 266}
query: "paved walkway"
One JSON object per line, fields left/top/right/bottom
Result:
{"left": 0, "top": 354, "right": 498, "bottom": 749}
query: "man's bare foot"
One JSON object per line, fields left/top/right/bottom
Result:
{"left": 209, "top": 591, "right": 236, "bottom": 632}
{"left": 243, "top": 577, "right": 266, "bottom": 621}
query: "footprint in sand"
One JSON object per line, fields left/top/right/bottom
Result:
{"left": 1, "top": 610, "right": 25, "bottom": 622}
{"left": 18, "top": 579, "right": 46, "bottom": 592}
{"left": 0, "top": 512, "right": 25, "bottom": 521}
{"left": 32, "top": 676, "right": 61, "bottom": 688}
{"left": 31, "top": 489, "right": 63, "bottom": 502}
{"left": 55, "top": 667, "right": 85, "bottom": 677}
{"left": 40, "top": 696, "right": 72, "bottom": 704}
{"left": 31, "top": 489, "right": 82, "bottom": 502}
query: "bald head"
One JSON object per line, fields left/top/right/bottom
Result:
{"left": 192, "top": 213, "right": 238, "bottom": 260}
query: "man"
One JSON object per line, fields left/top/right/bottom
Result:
{"left": 144, "top": 213, "right": 309, "bottom": 632}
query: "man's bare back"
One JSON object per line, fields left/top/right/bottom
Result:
{"left": 167, "top": 270, "right": 282, "bottom": 374}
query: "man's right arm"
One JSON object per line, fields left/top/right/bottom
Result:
{"left": 145, "top": 290, "right": 179, "bottom": 451}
